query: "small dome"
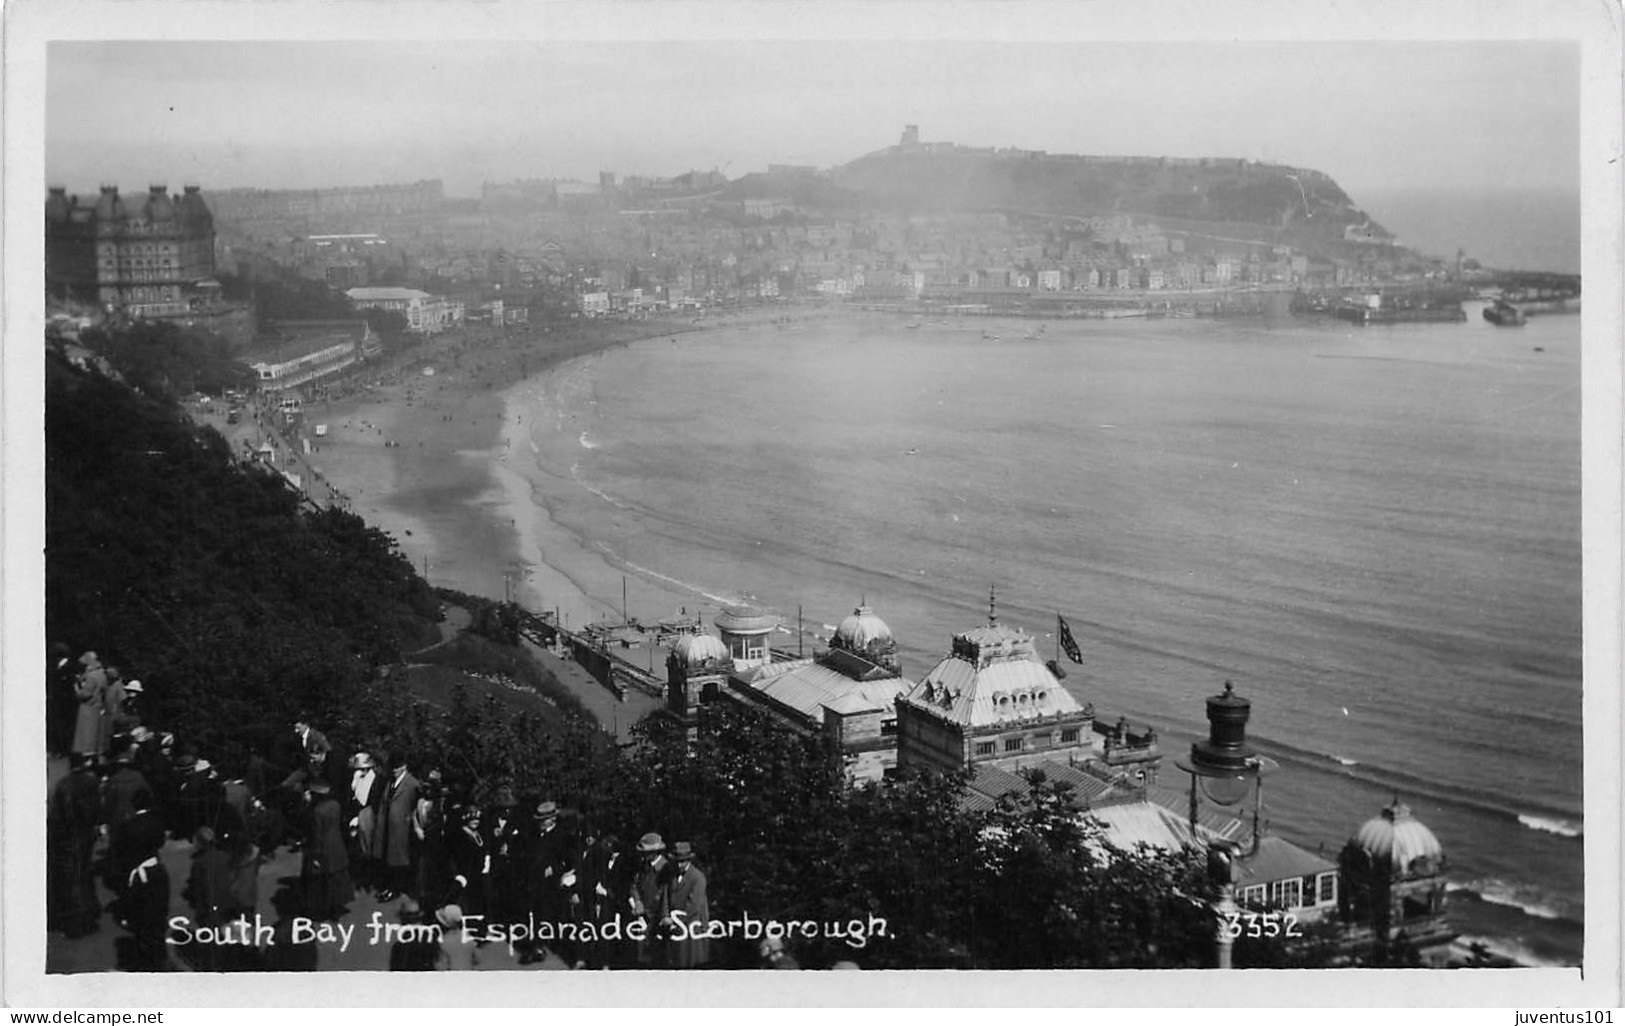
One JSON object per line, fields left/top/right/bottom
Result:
{"left": 145, "top": 186, "right": 175, "bottom": 221}
{"left": 834, "top": 605, "right": 892, "bottom": 650}
{"left": 1352, "top": 800, "right": 1444, "bottom": 876}
{"left": 673, "top": 632, "right": 729, "bottom": 667}
{"left": 714, "top": 604, "right": 779, "bottom": 634}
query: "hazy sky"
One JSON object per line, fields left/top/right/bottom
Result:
{"left": 44, "top": 37, "right": 1579, "bottom": 201}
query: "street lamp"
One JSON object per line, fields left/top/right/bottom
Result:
{"left": 1176, "top": 680, "right": 1278, "bottom": 969}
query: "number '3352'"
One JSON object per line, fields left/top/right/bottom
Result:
{"left": 1224, "top": 911, "right": 1302, "bottom": 938}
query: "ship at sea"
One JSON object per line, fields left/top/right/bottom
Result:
{"left": 1332, "top": 292, "right": 1468, "bottom": 326}
{"left": 1483, "top": 299, "right": 1527, "bottom": 327}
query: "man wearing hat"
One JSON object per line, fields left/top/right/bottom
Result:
{"left": 47, "top": 752, "right": 102, "bottom": 938}
{"left": 485, "top": 787, "right": 523, "bottom": 922}
{"left": 117, "top": 835, "right": 171, "bottom": 970}
{"left": 659, "top": 840, "right": 711, "bottom": 968}
{"left": 183, "top": 826, "right": 235, "bottom": 970}
{"left": 111, "top": 679, "right": 144, "bottom": 740}
{"left": 102, "top": 745, "right": 153, "bottom": 837}
{"left": 630, "top": 832, "right": 670, "bottom": 966}
{"left": 521, "top": 799, "right": 569, "bottom": 923}
{"left": 107, "top": 789, "right": 166, "bottom": 900}
{"left": 377, "top": 749, "right": 420, "bottom": 903}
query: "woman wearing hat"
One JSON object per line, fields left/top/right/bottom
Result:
{"left": 69, "top": 652, "right": 108, "bottom": 761}
{"left": 445, "top": 804, "right": 491, "bottom": 920}
{"left": 347, "top": 751, "right": 385, "bottom": 895}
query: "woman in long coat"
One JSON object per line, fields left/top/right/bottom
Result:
{"left": 70, "top": 652, "right": 109, "bottom": 760}
{"left": 300, "top": 780, "right": 353, "bottom": 920}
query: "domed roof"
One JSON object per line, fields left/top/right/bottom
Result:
{"left": 834, "top": 605, "right": 892, "bottom": 650}
{"left": 1352, "top": 800, "right": 1444, "bottom": 876}
{"left": 144, "top": 186, "right": 175, "bottom": 221}
{"left": 714, "top": 604, "right": 779, "bottom": 634}
{"left": 673, "top": 632, "right": 729, "bottom": 666}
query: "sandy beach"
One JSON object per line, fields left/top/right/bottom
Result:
{"left": 234, "top": 306, "right": 847, "bottom": 635}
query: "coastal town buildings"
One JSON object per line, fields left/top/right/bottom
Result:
{"left": 247, "top": 320, "right": 376, "bottom": 390}
{"left": 344, "top": 286, "right": 464, "bottom": 334}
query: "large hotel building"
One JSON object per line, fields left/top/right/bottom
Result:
{"left": 46, "top": 184, "right": 220, "bottom": 317}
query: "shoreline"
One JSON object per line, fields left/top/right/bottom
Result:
{"left": 300, "top": 305, "right": 853, "bottom": 628}
{"left": 491, "top": 306, "right": 859, "bottom": 633}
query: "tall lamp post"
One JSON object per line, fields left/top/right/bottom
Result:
{"left": 1176, "top": 680, "right": 1277, "bottom": 968}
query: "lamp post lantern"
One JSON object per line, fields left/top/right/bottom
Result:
{"left": 1175, "top": 680, "right": 1278, "bottom": 968}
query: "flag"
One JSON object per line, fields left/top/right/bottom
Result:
{"left": 1058, "top": 613, "right": 1084, "bottom": 664}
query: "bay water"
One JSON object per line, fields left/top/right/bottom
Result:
{"left": 506, "top": 306, "right": 1584, "bottom": 966}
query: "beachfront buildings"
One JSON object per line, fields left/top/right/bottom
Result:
{"left": 894, "top": 593, "right": 1161, "bottom": 781}
{"left": 665, "top": 603, "right": 915, "bottom": 781}
{"left": 247, "top": 320, "right": 376, "bottom": 391}
{"left": 46, "top": 184, "right": 219, "bottom": 316}
{"left": 344, "top": 286, "right": 465, "bottom": 334}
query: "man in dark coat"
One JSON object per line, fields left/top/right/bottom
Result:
{"left": 300, "top": 778, "right": 353, "bottom": 920}
{"left": 117, "top": 851, "right": 170, "bottom": 970}
{"left": 658, "top": 840, "right": 711, "bottom": 968}
{"left": 48, "top": 642, "right": 77, "bottom": 756}
{"left": 578, "top": 830, "right": 636, "bottom": 968}
{"left": 522, "top": 800, "right": 570, "bottom": 923}
{"left": 108, "top": 790, "right": 167, "bottom": 898}
{"left": 110, "top": 678, "right": 144, "bottom": 737}
{"left": 170, "top": 750, "right": 206, "bottom": 841}
{"left": 102, "top": 749, "right": 152, "bottom": 832}
{"left": 292, "top": 716, "right": 331, "bottom": 768}
{"left": 485, "top": 788, "right": 524, "bottom": 923}
{"left": 376, "top": 750, "right": 419, "bottom": 902}
{"left": 629, "top": 832, "right": 670, "bottom": 967}
{"left": 47, "top": 753, "right": 102, "bottom": 937}
{"left": 182, "top": 826, "right": 235, "bottom": 970}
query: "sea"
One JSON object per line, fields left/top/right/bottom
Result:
{"left": 503, "top": 303, "right": 1585, "bottom": 968}
{"left": 1357, "top": 187, "right": 1582, "bottom": 277}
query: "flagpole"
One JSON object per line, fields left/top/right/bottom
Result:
{"left": 1055, "top": 613, "right": 1062, "bottom": 666}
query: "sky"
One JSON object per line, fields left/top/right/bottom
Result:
{"left": 42, "top": 35, "right": 1580, "bottom": 202}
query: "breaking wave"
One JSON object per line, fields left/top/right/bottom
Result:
{"left": 1517, "top": 814, "right": 1582, "bottom": 839}
{"left": 1447, "top": 879, "right": 1569, "bottom": 922}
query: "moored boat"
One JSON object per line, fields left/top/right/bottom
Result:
{"left": 1483, "top": 299, "right": 1527, "bottom": 327}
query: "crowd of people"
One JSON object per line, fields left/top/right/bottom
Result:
{"left": 44, "top": 644, "right": 758, "bottom": 973}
